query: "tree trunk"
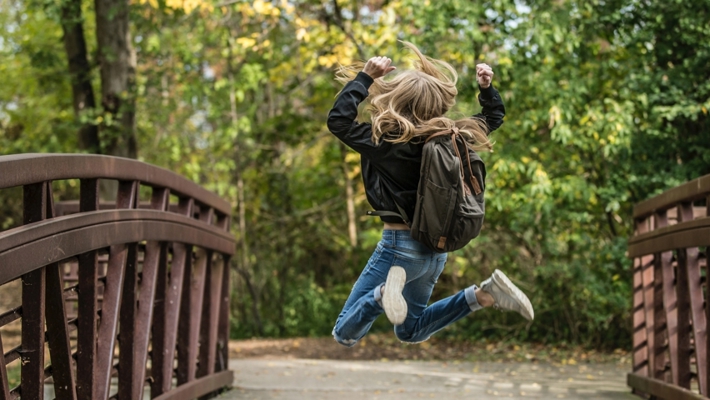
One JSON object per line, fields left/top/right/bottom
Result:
{"left": 94, "top": 0, "right": 137, "bottom": 159}
{"left": 340, "top": 142, "right": 358, "bottom": 247}
{"left": 60, "top": 0, "right": 100, "bottom": 153}
{"left": 228, "top": 36, "right": 264, "bottom": 335}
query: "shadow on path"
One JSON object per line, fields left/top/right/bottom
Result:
{"left": 222, "top": 359, "right": 636, "bottom": 400}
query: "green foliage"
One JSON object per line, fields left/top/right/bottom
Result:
{"left": 0, "top": 1, "right": 78, "bottom": 155}
{"left": 1, "top": 0, "right": 709, "bottom": 350}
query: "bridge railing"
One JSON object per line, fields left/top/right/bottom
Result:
{"left": 0, "top": 153, "right": 235, "bottom": 399}
{"left": 629, "top": 174, "right": 710, "bottom": 400}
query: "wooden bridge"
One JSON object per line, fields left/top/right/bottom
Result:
{"left": 0, "top": 154, "right": 234, "bottom": 399}
{"left": 1, "top": 153, "right": 710, "bottom": 399}
{"left": 630, "top": 174, "right": 710, "bottom": 399}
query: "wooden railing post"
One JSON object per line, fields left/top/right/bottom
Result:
{"left": 153, "top": 197, "right": 193, "bottom": 396}
{"left": 674, "top": 210, "right": 692, "bottom": 389}
{"left": 633, "top": 214, "right": 655, "bottom": 375}
{"left": 120, "top": 187, "right": 170, "bottom": 399}
{"left": 678, "top": 202, "right": 707, "bottom": 394}
{"left": 97, "top": 180, "right": 138, "bottom": 399}
{"left": 653, "top": 210, "right": 674, "bottom": 383}
{"left": 198, "top": 253, "right": 224, "bottom": 379}
{"left": 44, "top": 182, "right": 78, "bottom": 400}
{"left": 21, "top": 182, "right": 47, "bottom": 400}
{"left": 217, "top": 255, "right": 231, "bottom": 372}
{"left": 0, "top": 335, "right": 9, "bottom": 400}
{"left": 77, "top": 178, "right": 100, "bottom": 400}
{"left": 178, "top": 247, "right": 210, "bottom": 383}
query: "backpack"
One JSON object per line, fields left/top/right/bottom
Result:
{"left": 369, "top": 127, "right": 486, "bottom": 253}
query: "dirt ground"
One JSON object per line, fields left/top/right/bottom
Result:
{"left": 228, "top": 334, "right": 630, "bottom": 367}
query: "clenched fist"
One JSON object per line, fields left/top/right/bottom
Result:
{"left": 362, "top": 56, "right": 396, "bottom": 80}
{"left": 476, "top": 63, "right": 494, "bottom": 89}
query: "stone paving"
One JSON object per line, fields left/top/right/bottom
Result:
{"left": 221, "top": 358, "right": 637, "bottom": 400}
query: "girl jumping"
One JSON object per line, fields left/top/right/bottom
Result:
{"left": 327, "top": 42, "right": 533, "bottom": 347}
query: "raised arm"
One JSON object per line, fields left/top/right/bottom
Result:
{"left": 327, "top": 57, "right": 396, "bottom": 156}
{"left": 471, "top": 63, "right": 506, "bottom": 134}
{"left": 326, "top": 72, "right": 373, "bottom": 141}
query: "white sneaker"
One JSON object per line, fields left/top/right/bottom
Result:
{"left": 382, "top": 266, "right": 407, "bottom": 326}
{"left": 480, "top": 269, "right": 534, "bottom": 321}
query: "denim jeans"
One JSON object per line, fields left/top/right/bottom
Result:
{"left": 332, "top": 230, "right": 482, "bottom": 347}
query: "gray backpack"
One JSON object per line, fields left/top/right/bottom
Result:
{"left": 371, "top": 128, "right": 486, "bottom": 253}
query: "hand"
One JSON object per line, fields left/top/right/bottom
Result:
{"left": 362, "top": 56, "right": 396, "bottom": 79}
{"left": 476, "top": 63, "right": 494, "bottom": 89}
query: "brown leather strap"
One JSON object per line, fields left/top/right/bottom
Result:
{"left": 463, "top": 143, "right": 482, "bottom": 195}
{"left": 450, "top": 133, "right": 466, "bottom": 182}
{"left": 457, "top": 136, "right": 482, "bottom": 196}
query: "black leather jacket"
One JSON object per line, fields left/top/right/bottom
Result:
{"left": 327, "top": 72, "right": 506, "bottom": 224}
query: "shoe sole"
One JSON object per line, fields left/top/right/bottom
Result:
{"left": 382, "top": 266, "right": 407, "bottom": 326}
{"left": 492, "top": 270, "right": 534, "bottom": 321}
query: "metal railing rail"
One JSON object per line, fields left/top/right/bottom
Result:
{"left": 0, "top": 154, "right": 235, "bottom": 400}
{"left": 629, "top": 174, "right": 710, "bottom": 399}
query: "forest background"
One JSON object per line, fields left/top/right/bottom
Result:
{"left": 1, "top": 0, "right": 708, "bottom": 350}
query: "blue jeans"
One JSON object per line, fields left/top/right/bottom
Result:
{"left": 332, "top": 230, "right": 482, "bottom": 347}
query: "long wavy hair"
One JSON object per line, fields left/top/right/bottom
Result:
{"left": 335, "top": 42, "right": 493, "bottom": 152}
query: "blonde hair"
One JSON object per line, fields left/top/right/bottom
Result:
{"left": 335, "top": 42, "right": 493, "bottom": 152}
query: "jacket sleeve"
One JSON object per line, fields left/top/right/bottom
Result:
{"left": 326, "top": 72, "right": 382, "bottom": 158}
{"left": 472, "top": 84, "right": 506, "bottom": 134}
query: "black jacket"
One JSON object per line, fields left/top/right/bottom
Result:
{"left": 327, "top": 72, "right": 506, "bottom": 224}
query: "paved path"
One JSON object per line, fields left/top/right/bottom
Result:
{"left": 220, "top": 359, "right": 636, "bottom": 399}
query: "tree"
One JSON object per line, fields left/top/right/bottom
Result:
{"left": 59, "top": 0, "right": 100, "bottom": 153}
{"left": 95, "top": 0, "right": 137, "bottom": 158}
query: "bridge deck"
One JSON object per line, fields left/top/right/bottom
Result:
{"left": 224, "top": 359, "right": 635, "bottom": 400}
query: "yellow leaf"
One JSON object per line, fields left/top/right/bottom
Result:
{"left": 253, "top": 0, "right": 265, "bottom": 13}
{"left": 295, "top": 17, "right": 308, "bottom": 29}
{"left": 280, "top": 0, "right": 294, "bottom": 13}
{"left": 345, "top": 152, "right": 360, "bottom": 163}
{"left": 183, "top": 0, "right": 199, "bottom": 13}
{"left": 236, "top": 37, "right": 257, "bottom": 49}
{"left": 296, "top": 28, "right": 310, "bottom": 41}
{"left": 548, "top": 105, "right": 561, "bottom": 128}
{"left": 498, "top": 56, "right": 513, "bottom": 66}
{"left": 253, "top": 0, "right": 275, "bottom": 15}
{"left": 238, "top": 3, "right": 255, "bottom": 17}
